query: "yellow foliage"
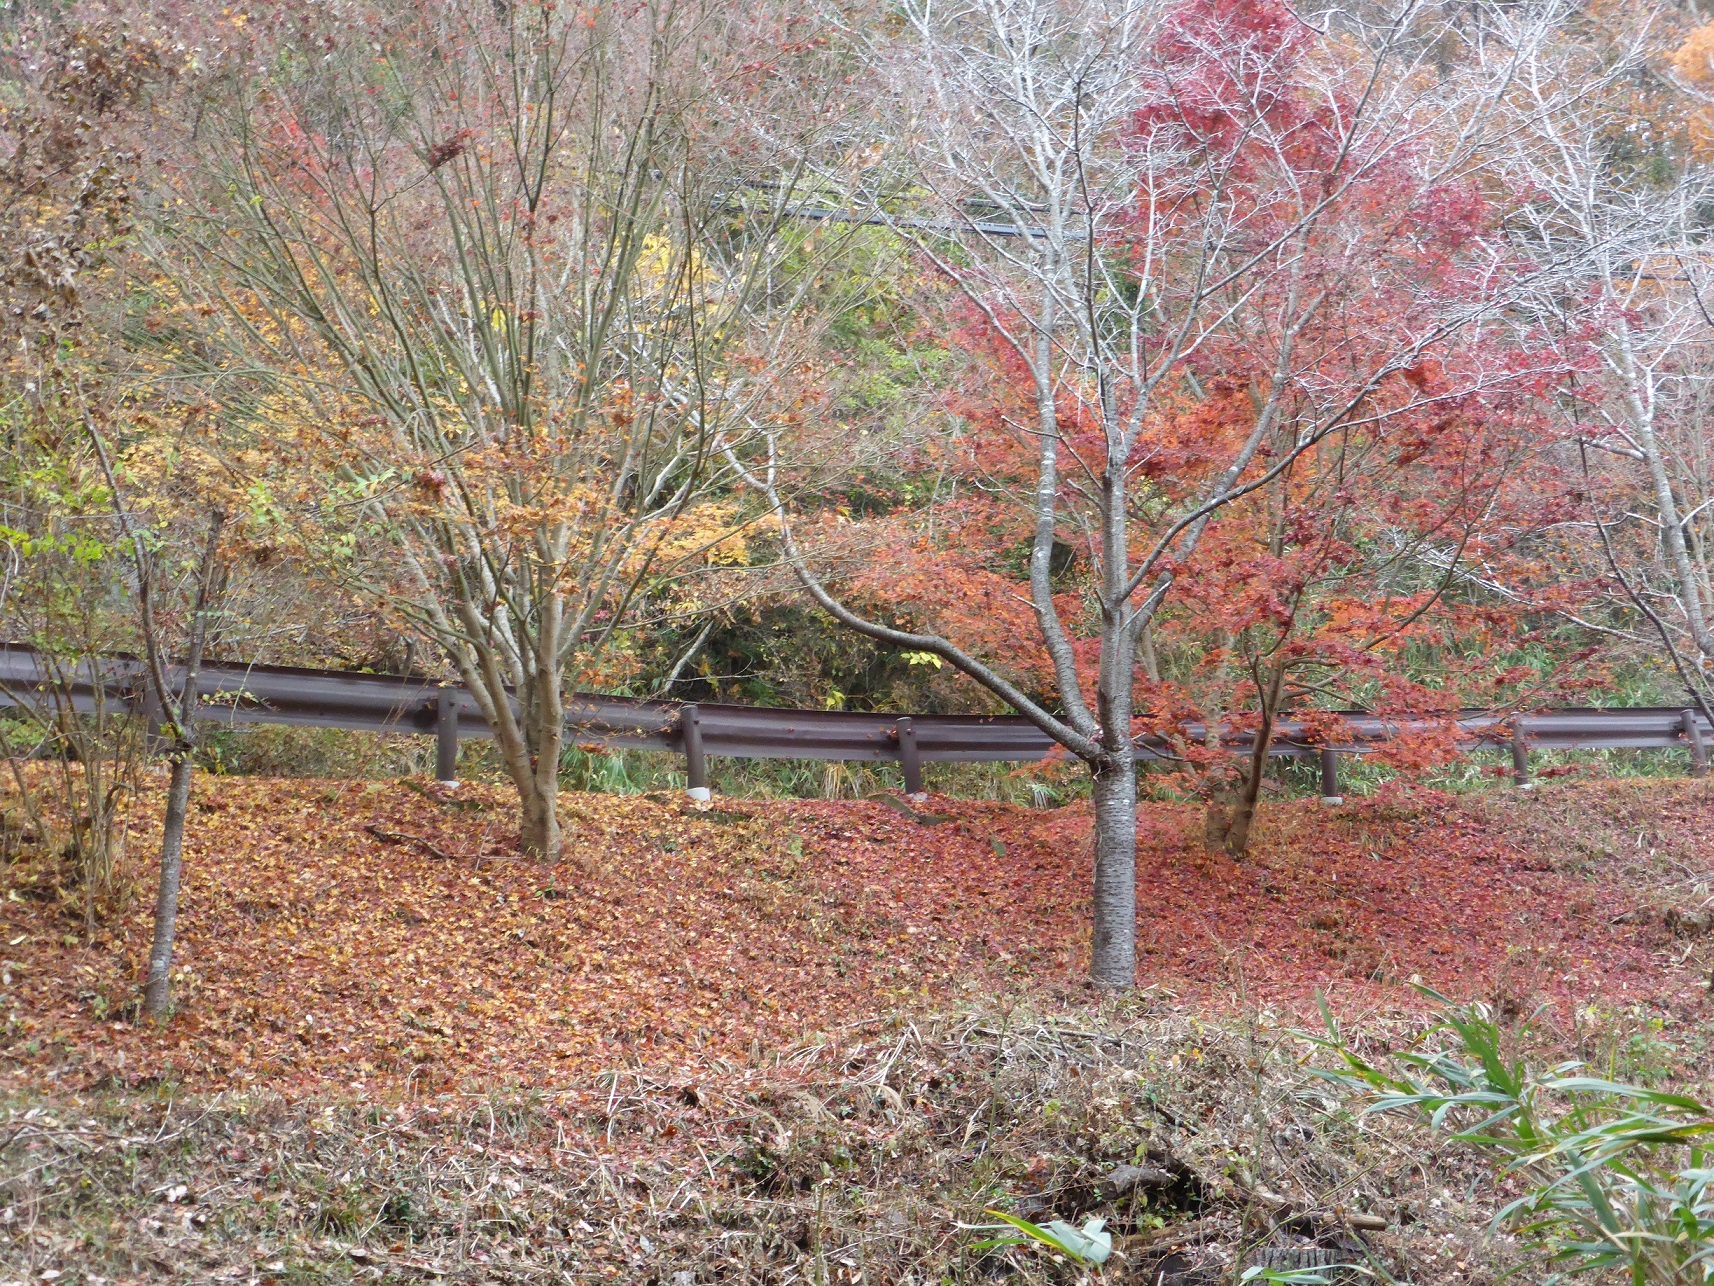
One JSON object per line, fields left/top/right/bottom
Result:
{"left": 633, "top": 232, "right": 713, "bottom": 297}
{"left": 652, "top": 500, "right": 753, "bottom": 568}
{"left": 1673, "top": 23, "right": 1714, "bottom": 89}
{"left": 1672, "top": 23, "right": 1714, "bottom": 156}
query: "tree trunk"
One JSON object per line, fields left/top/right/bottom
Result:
{"left": 458, "top": 648, "right": 565, "bottom": 860}
{"left": 1140, "top": 622, "right": 1161, "bottom": 684}
{"left": 1089, "top": 754, "right": 1137, "bottom": 988}
{"left": 1614, "top": 319, "right": 1714, "bottom": 658}
{"left": 1206, "top": 663, "right": 1284, "bottom": 860}
{"left": 517, "top": 664, "right": 564, "bottom": 860}
{"left": 132, "top": 510, "right": 224, "bottom": 1023}
{"left": 1218, "top": 764, "right": 1264, "bottom": 859}
{"left": 90, "top": 440, "right": 227, "bottom": 1023}
{"left": 517, "top": 771, "right": 562, "bottom": 860}
{"left": 1217, "top": 715, "right": 1275, "bottom": 859}
{"left": 142, "top": 753, "right": 193, "bottom": 1020}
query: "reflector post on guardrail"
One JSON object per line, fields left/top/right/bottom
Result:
{"left": 435, "top": 689, "right": 460, "bottom": 785}
{"left": 896, "top": 717, "right": 924, "bottom": 797}
{"left": 681, "top": 704, "right": 709, "bottom": 801}
{"left": 1319, "top": 747, "right": 1342, "bottom": 805}
{"left": 1682, "top": 708, "right": 1708, "bottom": 778}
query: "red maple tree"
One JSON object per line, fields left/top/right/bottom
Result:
{"left": 754, "top": 0, "right": 1574, "bottom": 983}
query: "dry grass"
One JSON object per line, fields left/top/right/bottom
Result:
{"left": 0, "top": 1000, "right": 1550, "bottom": 1285}
{"left": 1466, "top": 776, "right": 1714, "bottom": 900}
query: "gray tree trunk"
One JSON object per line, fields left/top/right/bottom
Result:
{"left": 517, "top": 665, "right": 564, "bottom": 860}
{"left": 455, "top": 646, "right": 565, "bottom": 860}
{"left": 1089, "top": 754, "right": 1137, "bottom": 988}
{"left": 142, "top": 754, "right": 194, "bottom": 1019}
{"left": 517, "top": 770, "right": 562, "bottom": 860}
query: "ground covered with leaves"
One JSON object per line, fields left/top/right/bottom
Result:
{"left": 2, "top": 775, "right": 1712, "bottom": 1097}
{"left": 3, "top": 776, "right": 1714, "bottom": 1282}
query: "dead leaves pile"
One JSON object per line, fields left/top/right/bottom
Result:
{"left": 0, "top": 778, "right": 1080, "bottom": 1094}
{"left": 1, "top": 775, "right": 1708, "bottom": 1097}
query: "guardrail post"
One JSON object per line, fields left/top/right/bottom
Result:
{"left": 1318, "top": 747, "right": 1342, "bottom": 805}
{"left": 681, "top": 704, "right": 710, "bottom": 802}
{"left": 1511, "top": 720, "right": 1532, "bottom": 789}
{"left": 435, "top": 689, "right": 460, "bottom": 785}
{"left": 1683, "top": 708, "right": 1708, "bottom": 778}
{"left": 896, "top": 717, "right": 925, "bottom": 798}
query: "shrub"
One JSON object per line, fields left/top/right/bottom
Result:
{"left": 1309, "top": 989, "right": 1714, "bottom": 1285}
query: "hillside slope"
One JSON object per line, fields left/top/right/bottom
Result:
{"left": 2, "top": 776, "right": 1709, "bottom": 1094}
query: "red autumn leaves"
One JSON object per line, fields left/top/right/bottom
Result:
{"left": 2, "top": 774, "right": 1702, "bottom": 1096}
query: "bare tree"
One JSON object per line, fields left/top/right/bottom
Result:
{"left": 89, "top": 436, "right": 226, "bottom": 1021}
{"left": 1481, "top": 6, "right": 1714, "bottom": 709}
{"left": 165, "top": 0, "right": 838, "bottom": 856}
{"left": 740, "top": 0, "right": 1552, "bottom": 985}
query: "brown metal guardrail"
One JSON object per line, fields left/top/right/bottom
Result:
{"left": 1, "top": 644, "right": 1708, "bottom": 799}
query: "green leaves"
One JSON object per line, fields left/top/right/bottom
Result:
{"left": 1239, "top": 1266, "right": 1368, "bottom": 1284}
{"left": 973, "top": 1209, "right": 1113, "bottom": 1265}
{"left": 1309, "top": 986, "right": 1714, "bottom": 1285}
{"left": 0, "top": 522, "right": 108, "bottom": 565}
